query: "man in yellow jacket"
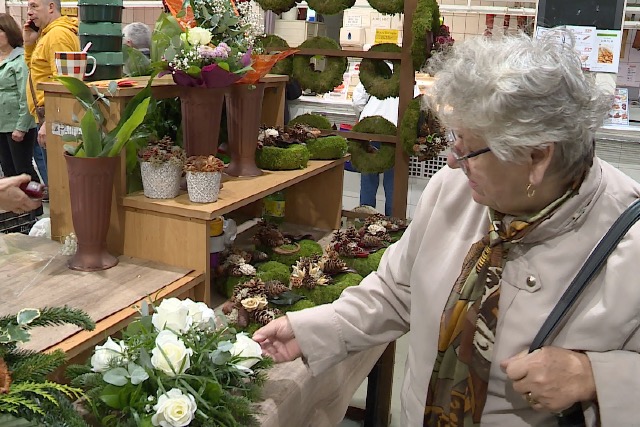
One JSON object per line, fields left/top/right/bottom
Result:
{"left": 23, "top": 0, "right": 79, "bottom": 187}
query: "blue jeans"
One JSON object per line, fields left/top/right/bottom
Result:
{"left": 360, "top": 168, "right": 394, "bottom": 216}
{"left": 33, "top": 133, "right": 48, "bottom": 186}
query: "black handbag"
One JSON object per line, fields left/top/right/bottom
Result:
{"left": 528, "top": 199, "right": 640, "bottom": 427}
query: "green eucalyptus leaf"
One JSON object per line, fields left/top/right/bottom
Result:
{"left": 103, "top": 367, "right": 129, "bottom": 386}
{"left": 108, "top": 80, "right": 118, "bottom": 94}
{"left": 138, "top": 347, "right": 153, "bottom": 370}
{"left": 16, "top": 308, "right": 40, "bottom": 325}
{"left": 128, "top": 363, "right": 149, "bottom": 385}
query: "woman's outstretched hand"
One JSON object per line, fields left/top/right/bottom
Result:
{"left": 252, "top": 316, "right": 302, "bottom": 363}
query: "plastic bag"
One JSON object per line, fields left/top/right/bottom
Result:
{"left": 28, "top": 217, "right": 51, "bottom": 238}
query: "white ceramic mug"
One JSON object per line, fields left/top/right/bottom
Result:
{"left": 55, "top": 52, "right": 97, "bottom": 80}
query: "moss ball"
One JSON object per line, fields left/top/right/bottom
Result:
{"left": 289, "top": 113, "right": 332, "bottom": 130}
{"left": 256, "top": 144, "right": 310, "bottom": 170}
{"left": 306, "top": 0, "right": 355, "bottom": 15}
{"left": 263, "top": 239, "right": 323, "bottom": 267}
{"left": 294, "top": 272, "right": 364, "bottom": 305}
{"left": 368, "top": 0, "right": 403, "bottom": 15}
{"left": 222, "top": 275, "right": 254, "bottom": 298}
{"left": 256, "top": 261, "right": 291, "bottom": 286}
{"left": 278, "top": 298, "right": 317, "bottom": 314}
{"left": 293, "top": 37, "right": 347, "bottom": 94}
{"left": 256, "top": 0, "right": 296, "bottom": 14}
{"left": 343, "top": 248, "right": 387, "bottom": 277}
{"left": 307, "top": 136, "right": 348, "bottom": 160}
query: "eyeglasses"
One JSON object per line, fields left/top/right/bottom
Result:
{"left": 446, "top": 130, "right": 491, "bottom": 175}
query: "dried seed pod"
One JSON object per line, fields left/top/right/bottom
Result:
{"left": 319, "top": 255, "right": 348, "bottom": 275}
{"left": 250, "top": 250, "right": 269, "bottom": 263}
{"left": 222, "top": 300, "right": 236, "bottom": 315}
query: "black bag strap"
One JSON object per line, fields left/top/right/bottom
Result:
{"left": 529, "top": 198, "right": 640, "bottom": 351}
{"left": 527, "top": 198, "right": 640, "bottom": 427}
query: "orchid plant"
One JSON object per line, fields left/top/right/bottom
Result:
{"left": 67, "top": 297, "right": 271, "bottom": 427}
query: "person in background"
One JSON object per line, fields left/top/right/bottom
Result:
{"left": 0, "top": 14, "right": 42, "bottom": 216}
{"left": 254, "top": 32, "right": 640, "bottom": 426}
{"left": 123, "top": 22, "right": 151, "bottom": 57}
{"left": 284, "top": 78, "right": 302, "bottom": 125}
{"left": 352, "top": 64, "right": 420, "bottom": 216}
{"left": 23, "top": 0, "right": 80, "bottom": 190}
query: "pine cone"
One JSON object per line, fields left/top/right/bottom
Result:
{"left": 320, "top": 256, "right": 348, "bottom": 275}
{"left": 253, "top": 307, "right": 282, "bottom": 326}
{"left": 265, "top": 280, "right": 288, "bottom": 298}
{"left": 361, "top": 234, "right": 384, "bottom": 249}
{"left": 344, "top": 227, "right": 359, "bottom": 241}
{"left": 302, "top": 275, "right": 317, "bottom": 289}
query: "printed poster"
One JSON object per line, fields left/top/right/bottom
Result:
{"left": 604, "top": 88, "right": 629, "bottom": 126}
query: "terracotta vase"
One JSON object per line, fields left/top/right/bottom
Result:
{"left": 181, "top": 86, "right": 226, "bottom": 156}
{"left": 225, "top": 83, "right": 265, "bottom": 177}
{"left": 65, "top": 154, "right": 118, "bottom": 271}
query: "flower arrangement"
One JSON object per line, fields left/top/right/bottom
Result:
{"left": 434, "top": 23, "right": 455, "bottom": 53}
{"left": 184, "top": 155, "right": 225, "bottom": 173}
{"left": 0, "top": 306, "right": 95, "bottom": 426}
{"left": 67, "top": 297, "right": 271, "bottom": 427}
{"left": 139, "top": 136, "right": 186, "bottom": 166}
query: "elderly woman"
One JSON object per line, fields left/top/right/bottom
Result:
{"left": 253, "top": 32, "right": 640, "bottom": 426}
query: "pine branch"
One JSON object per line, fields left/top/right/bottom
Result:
{"left": 25, "top": 307, "right": 95, "bottom": 331}
{"left": 5, "top": 350, "right": 67, "bottom": 382}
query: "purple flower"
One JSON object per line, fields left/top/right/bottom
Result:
{"left": 217, "top": 42, "right": 232, "bottom": 53}
{"left": 198, "top": 45, "right": 217, "bottom": 59}
{"left": 213, "top": 45, "right": 229, "bottom": 59}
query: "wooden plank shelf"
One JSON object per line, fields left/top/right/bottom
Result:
{"left": 123, "top": 157, "right": 348, "bottom": 221}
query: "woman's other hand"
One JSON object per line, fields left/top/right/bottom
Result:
{"left": 37, "top": 121, "right": 46, "bottom": 148}
{"left": 0, "top": 174, "right": 42, "bottom": 213}
{"left": 252, "top": 316, "right": 302, "bottom": 363}
{"left": 11, "top": 130, "right": 25, "bottom": 142}
{"left": 500, "top": 347, "right": 597, "bottom": 413}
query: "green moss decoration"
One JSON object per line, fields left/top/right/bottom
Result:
{"left": 256, "top": 261, "right": 291, "bottom": 286}
{"left": 255, "top": 0, "right": 296, "bottom": 14}
{"left": 262, "top": 239, "right": 323, "bottom": 267}
{"left": 359, "top": 43, "right": 402, "bottom": 100}
{"left": 278, "top": 299, "right": 317, "bottom": 314}
{"left": 295, "top": 272, "right": 363, "bottom": 305}
{"left": 367, "top": 0, "right": 403, "bottom": 14}
{"left": 307, "top": 136, "right": 348, "bottom": 160}
{"left": 254, "top": 34, "right": 293, "bottom": 76}
{"left": 411, "top": 0, "right": 440, "bottom": 71}
{"left": 400, "top": 95, "right": 422, "bottom": 158}
{"left": 256, "top": 144, "right": 310, "bottom": 170}
{"left": 307, "top": 0, "right": 355, "bottom": 15}
{"left": 289, "top": 113, "right": 332, "bottom": 130}
{"left": 293, "top": 37, "right": 348, "bottom": 94}
{"left": 348, "top": 116, "right": 397, "bottom": 174}
{"left": 343, "top": 248, "right": 387, "bottom": 277}
{"left": 236, "top": 322, "right": 262, "bottom": 336}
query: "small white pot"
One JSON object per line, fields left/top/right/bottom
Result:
{"left": 186, "top": 171, "right": 222, "bottom": 203}
{"left": 141, "top": 161, "right": 182, "bottom": 199}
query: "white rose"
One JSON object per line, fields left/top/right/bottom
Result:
{"left": 187, "top": 27, "right": 212, "bottom": 46}
{"left": 152, "top": 298, "right": 192, "bottom": 333}
{"left": 151, "top": 330, "right": 192, "bottom": 376}
{"left": 151, "top": 388, "right": 197, "bottom": 427}
{"left": 91, "top": 337, "right": 127, "bottom": 373}
{"left": 230, "top": 333, "right": 263, "bottom": 369}
{"left": 182, "top": 298, "right": 214, "bottom": 328}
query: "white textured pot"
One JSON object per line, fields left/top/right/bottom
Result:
{"left": 140, "top": 162, "right": 182, "bottom": 199}
{"left": 186, "top": 171, "right": 222, "bottom": 203}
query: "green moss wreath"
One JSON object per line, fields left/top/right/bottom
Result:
{"left": 288, "top": 113, "right": 332, "bottom": 130}
{"left": 411, "top": 0, "right": 440, "bottom": 70}
{"left": 400, "top": 95, "right": 422, "bottom": 157}
{"left": 255, "top": 0, "right": 296, "bottom": 14}
{"left": 367, "top": 0, "right": 403, "bottom": 15}
{"left": 256, "top": 144, "right": 310, "bottom": 170}
{"left": 307, "top": 136, "right": 348, "bottom": 160}
{"left": 348, "top": 116, "right": 397, "bottom": 174}
{"left": 254, "top": 34, "right": 293, "bottom": 76}
{"left": 359, "top": 43, "right": 401, "bottom": 100}
{"left": 307, "top": 0, "right": 355, "bottom": 15}
{"left": 293, "top": 37, "right": 348, "bottom": 94}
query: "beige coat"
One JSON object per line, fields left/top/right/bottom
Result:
{"left": 289, "top": 158, "right": 640, "bottom": 426}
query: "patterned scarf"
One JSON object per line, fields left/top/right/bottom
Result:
{"left": 423, "top": 190, "right": 578, "bottom": 427}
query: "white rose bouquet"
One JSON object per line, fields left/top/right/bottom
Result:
{"left": 66, "top": 297, "right": 271, "bottom": 426}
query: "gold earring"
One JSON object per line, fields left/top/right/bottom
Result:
{"left": 526, "top": 183, "right": 535, "bottom": 198}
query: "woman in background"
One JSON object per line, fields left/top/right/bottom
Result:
{"left": 0, "top": 14, "right": 41, "bottom": 215}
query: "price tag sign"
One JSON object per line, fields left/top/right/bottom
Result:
{"left": 346, "top": 15, "right": 363, "bottom": 27}
{"left": 61, "top": 7, "right": 78, "bottom": 16}
{"left": 374, "top": 29, "right": 399, "bottom": 44}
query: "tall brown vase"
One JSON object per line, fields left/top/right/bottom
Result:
{"left": 181, "top": 87, "right": 226, "bottom": 156}
{"left": 225, "top": 83, "right": 265, "bottom": 177}
{"left": 65, "top": 154, "right": 119, "bottom": 271}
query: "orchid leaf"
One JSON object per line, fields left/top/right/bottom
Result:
{"left": 56, "top": 76, "right": 104, "bottom": 124}
{"left": 80, "top": 110, "right": 102, "bottom": 158}
{"left": 106, "top": 97, "right": 151, "bottom": 157}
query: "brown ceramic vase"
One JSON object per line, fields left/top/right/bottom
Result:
{"left": 65, "top": 154, "right": 119, "bottom": 271}
{"left": 181, "top": 86, "right": 226, "bottom": 156}
{"left": 224, "top": 83, "right": 265, "bottom": 177}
